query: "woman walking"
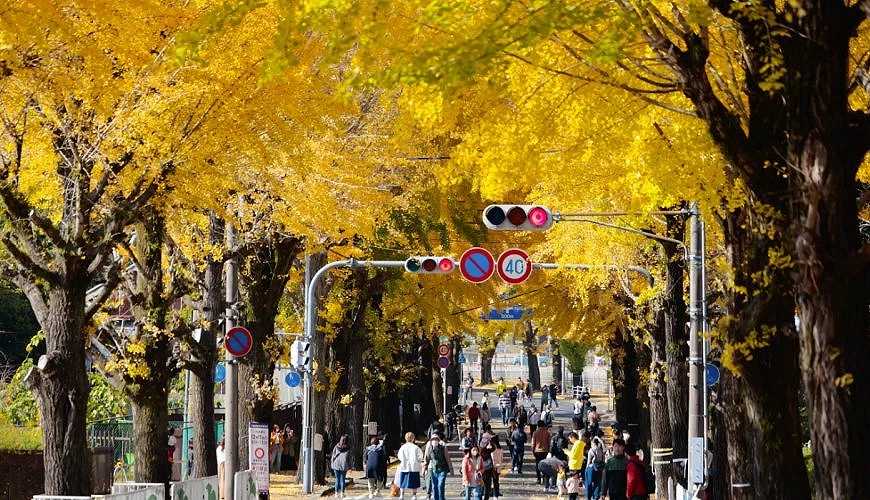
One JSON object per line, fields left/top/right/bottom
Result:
{"left": 397, "top": 432, "right": 424, "bottom": 499}
{"left": 331, "top": 435, "right": 351, "bottom": 498}
{"left": 462, "top": 446, "right": 484, "bottom": 500}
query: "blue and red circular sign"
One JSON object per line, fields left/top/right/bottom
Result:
{"left": 459, "top": 247, "right": 495, "bottom": 283}
{"left": 497, "top": 248, "right": 532, "bottom": 284}
{"left": 437, "top": 356, "right": 451, "bottom": 369}
{"left": 225, "top": 326, "right": 253, "bottom": 357}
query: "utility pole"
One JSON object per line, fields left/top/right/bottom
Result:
{"left": 687, "top": 203, "right": 706, "bottom": 491}
{"left": 224, "top": 223, "right": 239, "bottom": 500}
{"left": 301, "top": 254, "right": 316, "bottom": 494}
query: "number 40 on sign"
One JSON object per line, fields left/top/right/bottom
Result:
{"left": 497, "top": 248, "right": 532, "bottom": 284}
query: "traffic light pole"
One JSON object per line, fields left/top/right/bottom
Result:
{"left": 302, "top": 258, "right": 407, "bottom": 494}
{"left": 224, "top": 224, "right": 239, "bottom": 500}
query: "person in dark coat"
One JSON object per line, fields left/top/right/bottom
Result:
{"left": 363, "top": 436, "right": 386, "bottom": 497}
{"left": 537, "top": 455, "right": 566, "bottom": 493}
{"left": 510, "top": 425, "right": 527, "bottom": 474}
{"left": 601, "top": 438, "right": 629, "bottom": 500}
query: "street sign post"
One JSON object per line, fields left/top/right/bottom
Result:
{"left": 437, "top": 344, "right": 451, "bottom": 357}
{"left": 459, "top": 247, "right": 495, "bottom": 283}
{"left": 437, "top": 356, "right": 451, "bottom": 369}
{"left": 285, "top": 370, "right": 302, "bottom": 388}
{"left": 215, "top": 363, "right": 226, "bottom": 384}
{"left": 481, "top": 306, "right": 527, "bottom": 320}
{"left": 497, "top": 248, "right": 532, "bottom": 284}
{"left": 248, "top": 422, "right": 270, "bottom": 495}
{"left": 705, "top": 363, "right": 720, "bottom": 386}
{"left": 457, "top": 352, "right": 466, "bottom": 364}
{"left": 225, "top": 326, "right": 253, "bottom": 358}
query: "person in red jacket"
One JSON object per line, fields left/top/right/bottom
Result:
{"left": 467, "top": 402, "right": 481, "bottom": 433}
{"left": 625, "top": 446, "right": 647, "bottom": 500}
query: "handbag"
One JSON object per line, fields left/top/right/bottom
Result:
{"left": 390, "top": 483, "right": 400, "bottom": 497}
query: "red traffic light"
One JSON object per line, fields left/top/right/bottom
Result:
{"left": 528, "top": 206, "right": 550, "bottom": 227}
{"left": 406, "top": 256, "right": 456, "bottom": 274}
{"left": 439, "top": 258, "right": 454, "bottom": 272}
{"left": 482, "top": 205, "right": 554, "bottom": 231}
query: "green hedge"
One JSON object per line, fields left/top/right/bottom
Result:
{"left": 0, "top": 422, "right": 42, "bottom": 451}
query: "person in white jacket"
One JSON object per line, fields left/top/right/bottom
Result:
{"left": 396, "top": 432, "right": 424, "bottom": 499}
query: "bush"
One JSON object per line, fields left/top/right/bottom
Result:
{"left": 0, "top": 421, "right": 42, "bottom": 451}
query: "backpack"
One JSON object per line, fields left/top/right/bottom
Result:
{"left": 592, "top": 446, "right": 605, "bottom": 464}
{"left": 431, "top": 444, "right": 449, "bottom": 472}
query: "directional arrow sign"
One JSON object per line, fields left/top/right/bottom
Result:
{"left": 459, "top": 247, "right": 495, "bottom": 284}
{"left": 497, "top": 248, "right": 532, "bottom": 284}
{"left": 285, "top": 370, "right": 302, "bottom": 388}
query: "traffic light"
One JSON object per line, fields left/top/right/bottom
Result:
{"left": 292, "top": 338, "right": 310, "bottom": 371}
{"left": 404, "top": 256, "right": 456, "bottom": 274}
{"left": 482, "top": 205, "right": 554, "bottom": 231}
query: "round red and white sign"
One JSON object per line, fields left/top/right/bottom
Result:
{"left": 437, "top": 344, "right": 451, "bottom": 357}
{"left": 254, "top": 447, "right": 266, "bottom": 459}
{"left": 497, "top": 248, "right": 532, "bottom": 284}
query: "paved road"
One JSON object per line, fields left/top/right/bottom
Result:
{"left": 335, "top": 387, "right": 612, "bottom": 500}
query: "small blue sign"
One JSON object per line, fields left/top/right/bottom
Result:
{"left": 214, "top": 363, "right": 226, "bottom": 384}
{"left": 285, "top": 370, "right": 302, "bottom": 388}
{"left": 481, "top": 306, "right": 527, "bottom": 321}
{"left": 705, "top": 363, "right": 720, "bottom": 386}
{"left": 457, "top": 353, "right": 466, "bottom": 364}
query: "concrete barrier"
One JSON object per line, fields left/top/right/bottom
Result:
{"left": 233, "top": 471, "right": 257, "bottom": 500}
{"left": 169, "top": 476, "right": 219, "bottom": 500}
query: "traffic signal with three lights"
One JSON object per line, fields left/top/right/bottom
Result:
{"left": 405, "top": 256, "right": 456, "bottom": 274}
{"left": 482, "top": 205, "right": 554, "bottom": 231}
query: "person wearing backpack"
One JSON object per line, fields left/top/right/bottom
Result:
{"left": 364, "top": 436, "right": 387, "bottom": 499}
{"left": 625, "top": 445, "right": 648, "bottom": 500}
{"left": 423, "top": 434, "right": 453, "bottom": 500}
{"left": 584, "top": 436, "right": 605, "bottom": 500}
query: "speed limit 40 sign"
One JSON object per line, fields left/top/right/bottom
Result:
{"left": 497, "top": 248, "right": 532, "bottom": 284}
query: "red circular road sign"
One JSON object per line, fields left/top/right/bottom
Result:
{"left": 497, "top": 248, "right": 533, "bottom": 284}
{"left": 437, "top": 356, "right": 451, "bottom": 369}
{"left": 254, "top": 447, "right": 266, "bottom": 459}
{"left": 437, "top": 344, "right": 451, "bottom": 356}
{"left": 225, "top": 326, "right": 253, "bottom": 357}
{"left": 459, "top": 247, "right": 495, "bottom": 283}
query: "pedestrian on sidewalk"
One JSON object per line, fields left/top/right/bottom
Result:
{"left": 528, "top": 406, "right": 540, "bottom": 436}
{"left": 428, "top": 417, "right": 445, "bottom": 439}
{"left": 584, "top": 436, "right": 605, "bottom": 500}
{"left": 541, "top": 406, "right": 554, "bottom": 428}
{"left": 423, "top": 434, "right": 453, "bottom": 500}
{"left": 460, "top": 428, "right": 475, "bottom": 454}
{"left": 550, "top": 426, "right": 569, "bottom": 463}
{"left": 481, "top": 402, "right": 491, "bottom": 428}
{"left": 536, "top": 455, "right": 565, "bottom": 493}
{"left": 566, "top": 470, "right": 581, "bottom": 500}
{"left": 480, "top": 391, "right": 490, "bottom": 408}
{"left": 531, "top": 423, "right": 551, "bottom": 485}
{"left": 282, "top": 426, "right": 298, "bottom": 470}
{"left": 517, "top": 405, "right": 528, "bottom": 432}
{"left": 567, "top": 432, "right": 586, "bottom": 476}
{"left": 463, "top": 374, "right": 475, "bottom": 404}
{"left": 446, "top": 409, "right": 458, "bottom": 441}
{"left": 468, "top": 402, "right": 481, "bottom": 434}
{"left": 540, "top": 385, "right": 550, "bottom": 411}
{"left": 498, "top": 391, "right": 511, "bottom": 425}
{"left": 549, "top": 383, "right": 559, "bottom": 408}
{"left": 488, "top": 435, "right": 504, "bottom": 497}
{"left": 588, "top": 406, "right": 601, "bottom": 437}
{"left": 462, "top": 446, "right": 485, "bottom": 500}
{"left": 269, "top": 425, "right": 283, "bottom": 472}
{"left": 397, "top": 432, "right": 424, "bottom": 499}
{"left": 572, "top": 397, "right": 584, "bottom": 430}
{"left": 510, "top": 424, "right": 527, "bottom": 474}
{"left": 330, "top": 435, "right": 351, "bottom": 498}
{"left": 509, "top": 386, "right": 518, "bottom": 414}
{"left": 505, "top": 420, "right": 517, "bottom": 463}
{"left": 364, "top": 436, "right": 386, "bottom": 499}
{"left": 496, "top": 378, "right": 506, "bottom": 397}
{"left": 625, "top": 445, "right": 648, "bottom": 500}
{"left": 601, "top": 438, "right": 628, "bottom": 500}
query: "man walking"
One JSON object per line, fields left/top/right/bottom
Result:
{"left": 499, "top": 390, "right": 511, "bottom": 424}
{"left": 510, "top": 423, "right": 527, "bottom": 474}
{"left": 549, "top": 383, "right": 559, "bottom": 408}
{"left": 423, "top": 434, "right": 453, "bottom": 500}
{"left": 463, "top": 374, "right": 475, "bottom": 404}
{"left": 601, "top": 438, "right": 628, "bottom": 500}
{"left": 531, "top": 423, "right": 552, "bottom": 485}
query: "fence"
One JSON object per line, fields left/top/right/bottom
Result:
{"left": 88, "top": 419, "right": 134, "bottom": 467}
{"left": 233, "top": 471, "right": 258, "bottom": 500}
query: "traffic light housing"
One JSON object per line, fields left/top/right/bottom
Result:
{"left": 292, "top": 338, "right": 311, "bottom": 371}
{"left": 405, "top": 256, "right": 456, "bottom": 274}
{"left": 482, "top": 205, "right": 554, "bottom": 231}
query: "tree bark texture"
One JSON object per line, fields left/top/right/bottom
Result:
{"left": 479, "top": 348, "right": 494, "bottom": 384}
{"left": 523, "top": 321, "right": 541, "bottom": 391}
{"left": 189, "top": 213, "right": 223, "bottom": 478}
{"left": 648, "top": 309, "right": 672, "bottom": 497}
{"left": 551, "top": 340, "right": 563, "bottom": 391}
{"left": 237, "top": 232, "right": 302, "bottom": 468}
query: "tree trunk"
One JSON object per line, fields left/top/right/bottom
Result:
{"left": 446, "top": 336, "right": 462, "bottom": 409}
{"left": 718, "top": 208, "right": 810, "bottom": 499}
{"left": 131, "top": 396, "right": 170, "bottom": 486}
{"left": 648, "top": 309, "right": 672, "bottom": 497}
{"left": 788, "top": 12, "right": 870, "bottom": 495}
{"left": 34, "top": 286, "right": 92, "bottom": 495}
{"left": 706, "top": 374, "right": 729, "bottom": 500}
{"left": 551, "top": 339, "right": 562, "bottom": 391}
{"left": 661, "top": 212, "right": 689, "bottom": 486}
{"left": 523, "top": 321, "right": 541, "bottom": 391}
{"left": 609, "top": 324, "right": 641, "bottom": 433}
{"left": 430, "top": 335, "right": 444, "bottom": 418}
{"left": 479, "top": 348, "right": 494, "bottom": 384}
{"left": 189, "top": 213, "right": 222, "bottom": 478}
{"left": 237, "top": 233, "right": 301, "bottom": 468}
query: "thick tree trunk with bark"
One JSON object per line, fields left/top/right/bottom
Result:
{"left": 33, "top": 285, "right": 92, "bottom": 495}
{"left": 648, "top": 309, "right": 672, "bottom": 497}
{"left": 718, "top": 208, "right": 810, "bottom": 499}
{"left": 479, "top": 348, "right": 494, "bottom": 384}
{"left": 237, "top": 232, "right": 301, "bottom": 468}
{"left": 551, "top": 340, "right": 562, "bottom": 391}
{"left": 131, "top": 397, "right": 170, "bottom": 486}
{"left": 189, "top": 214, "right": 223, "bottom": 478}
{"left": 446, "top": 336, "right": 462, "bottom": 409}
{"left": 788, "top": 7, "right": 870, "bottom": 497}
{"left": 609, "top": 324, "right": 642, "bottom": 433}
{"left": 523, "top": 321, "right": 541, "bottom": 391}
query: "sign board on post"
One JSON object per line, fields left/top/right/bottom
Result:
{"left": 437, "top": 344, "right": 451, "bottom": 356}
{"left": 214, "top": 362, "right": 226, "bottom": 384}
{"left": 459, "top": 247, "right": 495, "bottom": 283}
{"left": 367, "top": 422, "right": 378, "bottom": 436}
{"left": 457, "top": 352, "right": 466, "bottom": 364}
{"left": 705, "top": 363, "right": 720, "bottom": 386}
{"left": 497, "top": 248, "right": 532, "bottom": 284}
{"left": 225, "top": 326, "right": 253, "bottom": 357}
{"left": 689, "top": 436, "right": 705, "bottom": 484}
{"left": 248, "top": 422, "right": 269, "bottom": 495}
{"left": 481, "top": 306, "right": 527, "bottom": 320}
{"left": 285, "top": 370, "right": 302, "bottom": 388}
{"left": 437, "top": 356, "right": 451, "bottom": 369}
{"left": 313, "top": 433, "right": 324, "bottom": 451}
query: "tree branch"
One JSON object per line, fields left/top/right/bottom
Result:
{"left": 84, "top": 264, "right": 121, "bottom": 323}
{"left": 1, "top": 236, "right": 60, "bottom": 285}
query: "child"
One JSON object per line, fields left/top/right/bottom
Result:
{"left": 557, "top": 466, "right": 567, "bottom": 497}
{"left": 565, "top": 470, "right": 581, "bottom": 500}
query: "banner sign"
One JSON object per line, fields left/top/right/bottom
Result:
{"left": 248, "top": 422, "right": 270, "bottom": 495}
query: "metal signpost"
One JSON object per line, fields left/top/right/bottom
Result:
{"left": 224, "top": 225, "right": 239, "bottom": 500}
